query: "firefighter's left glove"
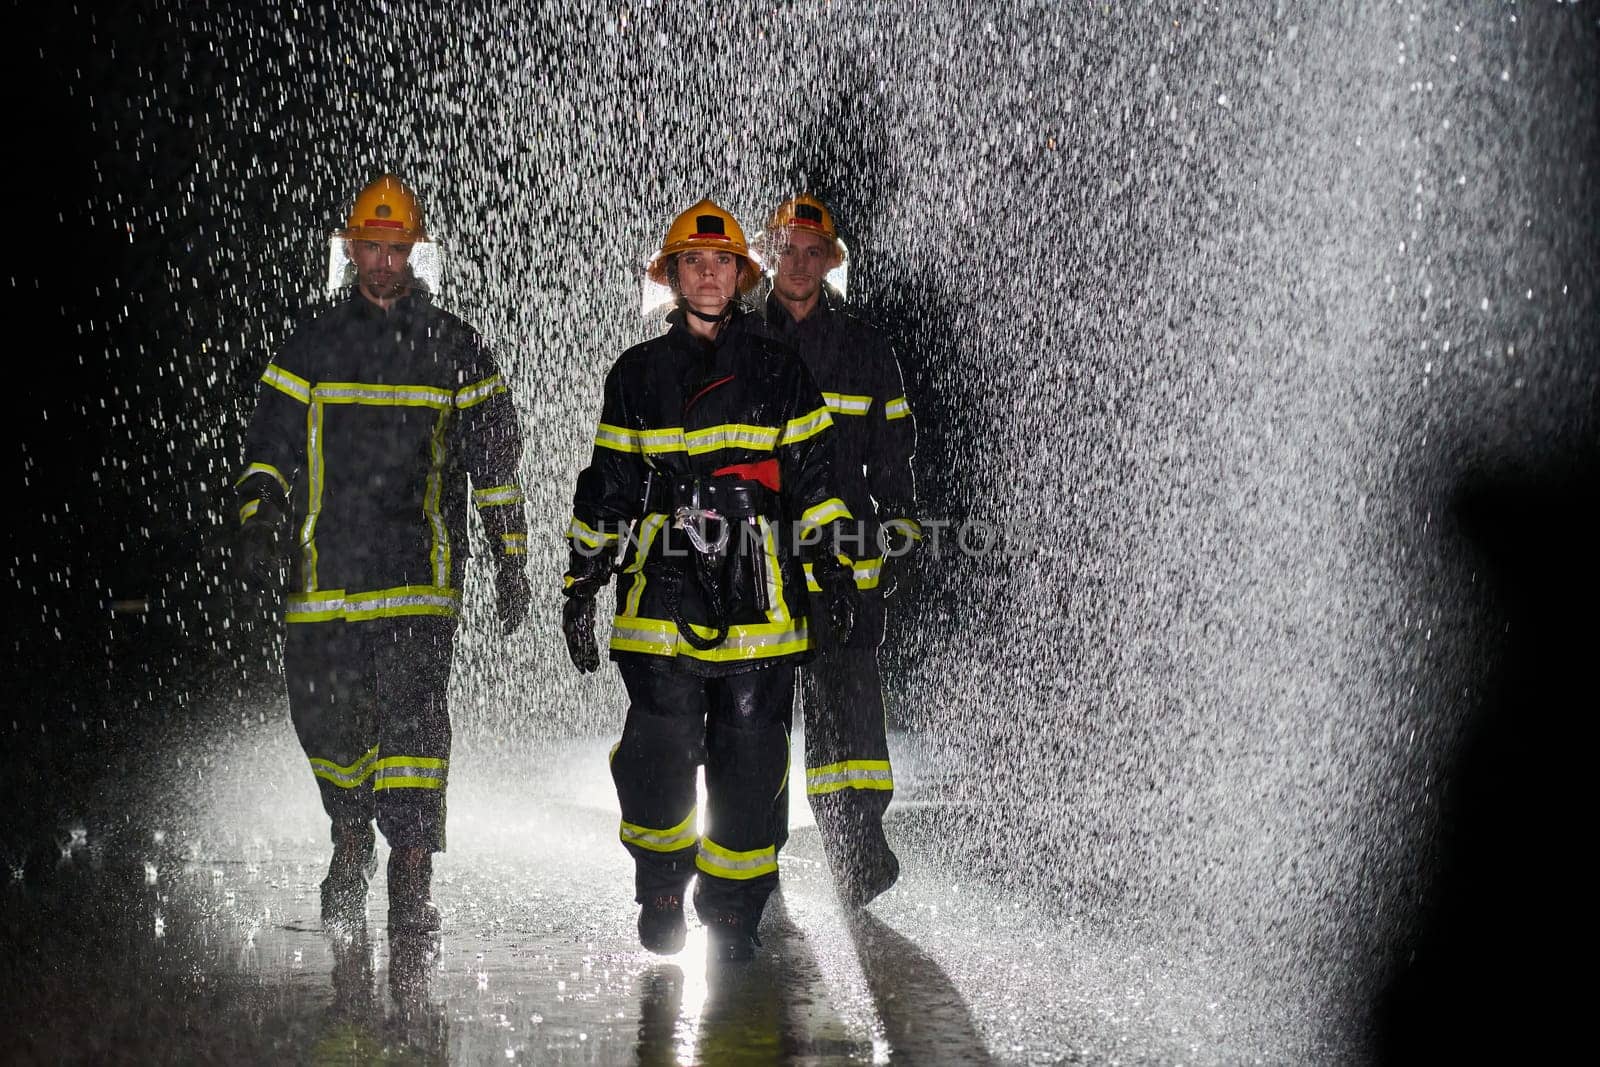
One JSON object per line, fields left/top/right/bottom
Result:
{"left": 495, "top": 564, "right": 530, "bottom": 636}
{"left": 236, "top": 520, "right": 285, "bottom": 591}
{"left": 562, "top": 593, "right": 601, "bottom": 674}
{"left": 811, "top": 554, "right": 860, "bottom": 646}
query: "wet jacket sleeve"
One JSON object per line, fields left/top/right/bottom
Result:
{"left": 235, "top": 332, "right": 312, "bottom": 537}
{"left": 563, "top": 361, "right": 645, "bottom": 594}
{"left": 455, "top": 335, "right": 528, "bottom": 570}
{"left": 775, "top": 355, "right": 856, "bottom": 560}
{"left": 869, "top": 338, "right": 920, "bottom": 545}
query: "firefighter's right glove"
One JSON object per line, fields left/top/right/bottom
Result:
{"left": 496, "top": 565, "right": 531, "bottom": 636}
{"left": 810, "top": 554, "right": 860, "bottom": 646}
{"left": 562, "top": 592, "right": 601, "bottom": 674}
{"left": 236, "top": 520, "right": 284, "bottom": 591}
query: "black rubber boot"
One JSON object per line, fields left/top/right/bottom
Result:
{"left": 387, "top": 847, "right": 440, "bottom": 935}
{"left": 320, "top": 821, "right": 377, "bottom": 929}
{"left": 637, "top": 894, "right": 687, "bottom": 955}
{"left": 842, "top": 845, "right": 900, "bottom": 909}
{"left": 702, "top": 910, "right": 758, "bottom": 962}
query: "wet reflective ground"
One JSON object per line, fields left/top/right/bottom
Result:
{"left": 3, "top": 699, "right": 1338, "bottom": 1065}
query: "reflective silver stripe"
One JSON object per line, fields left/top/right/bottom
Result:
{"left": 312, "top": 382, "right": 455, "bottom": 408}
{"left": 284, "top": 587, "right": 460, "bottom": 622}
{"left": 456, "top": 373, "right": 505, "bottom": 409}
{"left": 696, "top": 838, "right": 778, "bottom": 880}
{"left": 568, "top": 517, "right": 619, "bottom": 549}
{"left": 501, "top": 532, "right": 527, "bottom": 555}
{"left": 308, "top": 745, "right": 380, "bottom": 789}
{"left": 684, "top": 424, "right": 780, "bottom": 454}
{"left": 805, "top": 760, "right": 894, "bottom": 794}
{"left": 884, "top": 395, "right": 911, "bottom": 420}
{"left": 780, "top": 405, "right": 832, "bottom": 446}
{"left": 235, "top": 462, "right": 291, "bottom": 495}
{"left": 822, "top": 392, "right": 872, "bottom": 416}
{"left": 619, "top": 810, "right": 698, "bottom": 852}
{"left": 474, "top": 484, "right": 525, "bottom": 507}
{"left": 261, "top": 364, "right": 311, "bottom": 403}
{"left": 595, "top": 423, "right": 639, "bottom": 453}
{"left": 372, "top": 756, "right": 448, "bottom": 791}
{"left": 239, "top": 499, "right": 260, "bottom": 525}
{"left": 799, "top": 498, "right": 851, "bottom": 532}
{"left": 639, "top": 427, "right": 687, "bottom": 455}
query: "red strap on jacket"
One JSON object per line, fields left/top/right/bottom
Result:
{"left": 711, "top": 458, "right": 781, "bottom": 493}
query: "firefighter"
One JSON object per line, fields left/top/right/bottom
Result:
{"left": 235, "top": 174, "right": 529, "bottom": 936}
{"left": 561, "top": 198, "right": 859, "bottom": 962}
{"left": 758, "top": 194, "right": 919, "bottom": 908}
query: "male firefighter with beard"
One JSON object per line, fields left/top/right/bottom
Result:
{"left": 560, "top": 198, "right": 859, "bottom": 961}
{"left": 758, "top": 194, "right": 919, "bottom": 907}
{"left": 235, "top": 174, "right": 529, "bottom": 937}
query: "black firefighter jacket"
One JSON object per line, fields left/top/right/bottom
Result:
{"left": 563, "top": 305, "right": 855, "bottom": 677}
{"left": 762, "top": 287, "right": 919, "bottom": 646}
{"left": 237, "top": 290, "right": 527, "bottom": 624}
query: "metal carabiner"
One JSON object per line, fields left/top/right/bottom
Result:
{"left": 675, "top": 506, "right": 731, "bottom": 555}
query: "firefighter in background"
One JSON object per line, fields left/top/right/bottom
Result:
{"left": 236, "top": 174, "right": 529, "bottom": 936}
{"left": 758, "top": 195, "right": 919, "bottom": 907}
{"left": 560, "top": 198, "right": 859, "bottom": 962}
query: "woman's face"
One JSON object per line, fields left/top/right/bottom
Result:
{"left": 675, "top": 249, "right": 740, "bottom": 314}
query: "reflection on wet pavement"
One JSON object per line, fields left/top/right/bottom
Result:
{"left": 2, "top": 705, "right": 1321, "bottom": 1063}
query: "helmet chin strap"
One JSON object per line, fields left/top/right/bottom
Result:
{"left": 680, "top": 298, "right": 733, "bottom": 325}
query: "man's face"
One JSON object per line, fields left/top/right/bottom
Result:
{"left": 675, "top": 249, "right": 739, "bottom": 314}
{"left": 347, "top": 238, "right": 414, "bottom": 301}
{"left": 772, "top": 227, "right": 836, "bottom": 305}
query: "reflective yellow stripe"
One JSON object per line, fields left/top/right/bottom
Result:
{"left": 883, "top": 517, "right": 923, "bottom": 542}
{"left": 609, "top": 616, "right": 810, "bottom": 662}
{"left": 285, "top": 586, "right": 461, "bottom": 623}
{"left": 806, "top": 759, "right": 894, "bottom": 795}
{"left": 309, "top": 745, "right": 380, "bottom": 789}
{"left": 474, "top": 484, "right": 525, "bottom": 507}
{"left": 424, "top": 407, "right": 452, "bottom": 588}
{"left": 803, "top": 557, "right": 883, "bottom": 591}
{"left": 501, "top": 532, "right": 527, "bottom": 555}
{"left": 313, "top": 382, "right": 455, "bottom": 408}
{"left": 619, "top": 808, "right": 698, "bottom": 853}
{"left": 236, "top": 461, "right": 291, "bottom": 495}
{"left": 696, "top": 837, "right": 778, "bottom": 880}
{"left": 638, "top": 427, "right": 686, "bottom": 455}
{"left": 262, "top": 364, "right": 311, "bottom": 403}
{"left": 239, "top": 499, "right": 260, "bottom": 525}
{"left": 758, "top": 517, "right": 788, "bottom": 622}
{"left": 301, "top": 398, "right": 326, "bottom": 588}
{"left": 684, "top": 423, "right": 780, "bottom": 454}
{"left": 799, "top": 498, "right": 852, "bottom": 533}
{"left": 822, "top": 392, "right": 872, "bottom": 416}
{"left": 372, "top": 755, "right": 448, "bottom": 792}
{"left": 595, "top": 422, "right": 640, "bottom": 453}
{"left": 567, "top": 517, "right": 620, "bottom": 550}
{"left": 780, "top": 405, "right": 832, "bottom": 446}
{"left": 456, "top": 373, "right": 505, "bottom": 409}
{"left": 884, "top": 395, "right": 911, "bottom": 420}
{"left": 622, "top": 514, "right": 668, "bottom": 617}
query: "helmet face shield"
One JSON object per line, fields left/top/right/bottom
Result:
{"left": 326, "top": 235, "right": 442, "bottom": 299}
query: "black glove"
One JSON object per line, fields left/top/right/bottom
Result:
{"left": 810, "top": 554, "right": 860, "bottom": 646}
{"left": 877, "top": 522, "right": 918, "bottom": 600}
{"left": 495, "top": 565, "right": 530, "bottom": 636}
{"left": 562, "top": 594, "right": 601, "bottom": 673}
{"left": 236, "top": 520, "right": 284, "bottom": 590}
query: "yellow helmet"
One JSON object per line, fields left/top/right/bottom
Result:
{"left": 766, "top": 193, "right": 845, "bottom": 263}
{"left": 340, "top": 174, "right": 427, "bottom": 243}
{"left": 646, "top": 198, "right": 761, "bottom": 291}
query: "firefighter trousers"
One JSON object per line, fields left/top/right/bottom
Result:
{"left": 284, "top": 617, "right": 454, "bottom": 851}
{"left": 798, "top": 644, "right": 897, "bottom": 896}
{"left": 612, "top": 659, "right": 793, "bottom": 927}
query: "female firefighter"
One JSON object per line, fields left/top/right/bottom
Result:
{"left": 559, "top": 199, "right": 858, "bottom": 961}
